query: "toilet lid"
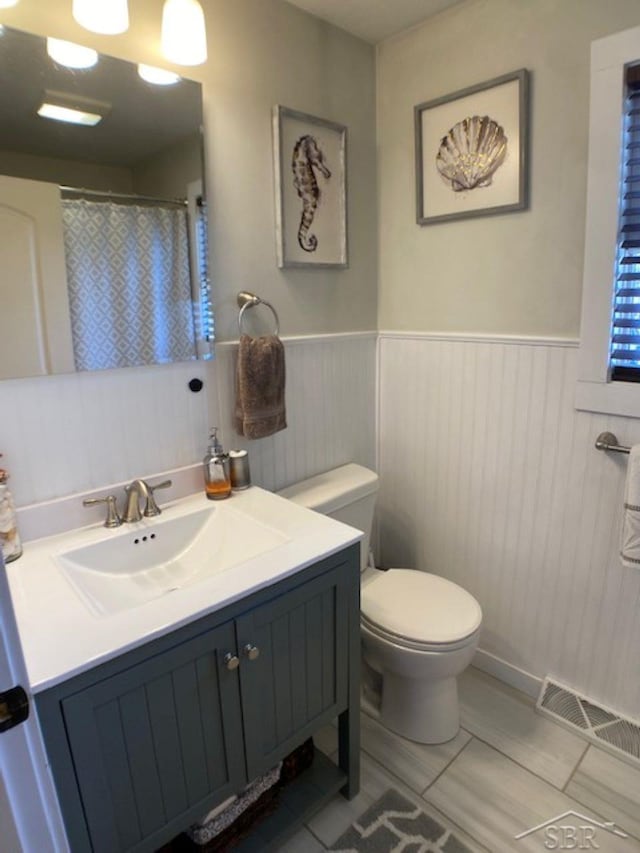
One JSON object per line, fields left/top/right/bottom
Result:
{"left": 361, "top": 569, "right": 482, "bottom": 646}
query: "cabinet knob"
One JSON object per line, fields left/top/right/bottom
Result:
{"left": 243, "top": 644, "right": 260, "bottom": 661}
{"left": 224, "top": 653, "right": 240, "bottom": 671}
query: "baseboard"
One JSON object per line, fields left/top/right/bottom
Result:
{"left": 472, "top": 648, "right": 542, "bottom": 700}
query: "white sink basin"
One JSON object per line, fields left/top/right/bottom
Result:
{"left": 56, "top": 503, "right": 290, "bottom": 616}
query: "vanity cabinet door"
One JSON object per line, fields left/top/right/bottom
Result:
{"left": 236, "top": 562, "right": 350, "bottom": 780}
{"left": 60, "top": 620, "right": 245, "bottom": 853}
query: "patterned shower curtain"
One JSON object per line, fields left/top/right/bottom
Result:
{"left": 62, "top": 198, "right": 197, "bottom": 371}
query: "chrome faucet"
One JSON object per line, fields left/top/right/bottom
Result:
{"left": 122, "top": 479, "right": 172, "bottom": 523}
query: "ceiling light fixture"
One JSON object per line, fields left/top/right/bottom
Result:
{"left": 138, "top": 64, "right": 180, "bottom": 86}
{"left": 37, "top": 90, "right": 110, "bottom": 127}
{"left": 46, "top": 37, "right": 98, "bottom": 70}
{"left": 72, "top": 0, "right": 129, "bottom": 35}
{"left": 37, "top": 103, "right": 103, "bottom": 126}
{"left": 161, "top": 0, "right": 207, "bottom": 66}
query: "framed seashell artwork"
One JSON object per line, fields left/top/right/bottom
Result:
{"left": 272, "top": 105, "right": 348, "bottom": 269}
{"left": 415, "top": 69, "right": 529, "bottom": 225}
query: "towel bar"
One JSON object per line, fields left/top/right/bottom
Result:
{"left": 237, "top": 291, "right": 280, "bottom": 336}
{"left": 595, "top": 431, "right": 631, "bottom": 454}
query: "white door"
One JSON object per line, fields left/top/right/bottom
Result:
{"left": 0, "top": 174, "right": 75, "bottom": 379}
{"left": 0, "top": 554, "right": 68, "bottom": 852}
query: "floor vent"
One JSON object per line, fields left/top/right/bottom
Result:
{"left": 537, "top": 678, "right": 640, "bottom": 766}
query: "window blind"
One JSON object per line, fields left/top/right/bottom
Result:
{"left": 195, "top": 196, "right": 215, "bottom": 345}
{"left": 611, "top": 64, "right": 640, "bottom": 381}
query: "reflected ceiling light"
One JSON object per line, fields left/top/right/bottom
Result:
{"left": 37, "top": 90, "right": 109, "bottom": 127}
{"left": 47, "top": 37, "right": 98, "bottom": 70}
{"left": 138, "top": 64, "right": 180, "bottom": 86}
{"left": 38, "top": 103, "right": 102, "bottom": 126}
{"left": 0, "top": 0, "right": 20, "bottom": 7}
{"left": 161, "top": 0, "right": 207, "bottom": 66}
{"left": 73, "top": 0, "right": 129, "bottom": 35}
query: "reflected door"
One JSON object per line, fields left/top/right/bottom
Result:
{"left": 0, "top": 175, "right": 74, "bottom": 379}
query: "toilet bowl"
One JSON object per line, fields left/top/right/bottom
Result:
{"left": 278, "top": 464, "right": 482, "bottom": 744}
{"left": 361, "top": 568, "right": 481, "bottom": 743}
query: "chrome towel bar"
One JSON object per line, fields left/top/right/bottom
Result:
{"left": 237, "top": 291, "right": 280, "bottom": 336}
{"left": 595, "top": 432, "right": 631, "bottom": 454}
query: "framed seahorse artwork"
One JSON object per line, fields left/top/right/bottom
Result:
{"left": 273, "top": 105, "right": 347, "bottom": 268}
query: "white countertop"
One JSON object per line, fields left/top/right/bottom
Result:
{"left": 6, "top": 486, "right": 361, "bottom": 692}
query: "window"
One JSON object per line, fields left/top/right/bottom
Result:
{"left": 195, "top": 195, "right": 215, "bottom": 347}
{"left": 187, "top": 179, "right": 214, "bottom": 362}
{"left": 577, "top": 24, "right": 640, "bottom": 417}
{"left": 610, "top": 64, "right": 640, "bottom": 382}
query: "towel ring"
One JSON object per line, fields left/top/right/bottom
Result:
{"left": 237, "top": 291, "right": 280, "bottom": 336}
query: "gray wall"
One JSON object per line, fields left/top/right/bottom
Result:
{"left": 1, "top": 0, "right": 378, "bottom": 342}
{"left": 377, "top": 0, "right": 640, "bottom": 337}
{"left": 0, "top": 0, "right": 378, "bottom": 511}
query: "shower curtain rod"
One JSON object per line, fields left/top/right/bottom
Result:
{"left": 60, "top": 186, "right": 187, "bottom": 208}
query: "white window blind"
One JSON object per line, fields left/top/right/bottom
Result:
{"left": 195, "top": 195, "right": 214, "bottom": 345}
{"left": 611, "top": 63, "right": 640, "bottom": 381}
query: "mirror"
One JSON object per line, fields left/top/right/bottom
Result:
{"left": 0, "top": 25, "right": 212, "bottom": 380}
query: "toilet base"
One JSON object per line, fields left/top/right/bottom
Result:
{"left": 380, "top": 672, "right": 460, "bottom": 744}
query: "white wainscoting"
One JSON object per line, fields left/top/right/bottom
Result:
{"left": 0, "top": 360, "right": 217, "bottom": 509}
{"left": 1, "top": 332, "right": 376, "bottom": 532}
{"left": 378, "top": 333, "right": 640, "bottom": 719}
{"left": 215, "top": 333, "right": 377, "bottom": 493}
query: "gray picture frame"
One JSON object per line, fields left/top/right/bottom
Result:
{"left": 273, "top": 105, "right": 348, "bottom": 269}
{"left": 415, "top": 69, "right": 529, "bottom": 225}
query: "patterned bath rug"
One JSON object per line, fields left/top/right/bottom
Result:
{"left": 329, "top": 788, "right": 474, "bottom": 853}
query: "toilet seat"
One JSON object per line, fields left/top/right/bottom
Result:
{"left": 361, "top": 569, "right": 482, "bottom": 651}
{"left": 361, "top": 613, "right": 480, "bottom": 652}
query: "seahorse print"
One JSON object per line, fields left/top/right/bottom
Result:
{"left": 291, "top": 134, "right": 331, "bottom": 252}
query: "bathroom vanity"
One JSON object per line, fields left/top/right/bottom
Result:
{"left": 7, "top": 487, "right": 361, "bottom": 852}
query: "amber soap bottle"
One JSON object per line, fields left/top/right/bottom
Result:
{"left": 203, "top": 428, "right": 231, "bottom": 500}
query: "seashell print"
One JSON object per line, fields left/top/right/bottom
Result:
{"left": 436, "top": 115, "right": 507, "bottom": 192}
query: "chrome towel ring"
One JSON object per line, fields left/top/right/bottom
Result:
{"left": 237, "top": 291, "right": 280, "bottom": 337}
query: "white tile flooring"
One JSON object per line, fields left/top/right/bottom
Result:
{"left": 279, "top": 667, "right": 640, "bottom": 852}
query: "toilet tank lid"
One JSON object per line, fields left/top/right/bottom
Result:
{"left": 277, "top": 463, "right": 379, "bottom": 514}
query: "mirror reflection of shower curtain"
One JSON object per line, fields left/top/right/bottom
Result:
{"left": 61, "top": 198, "right": 197, "bottom": 371}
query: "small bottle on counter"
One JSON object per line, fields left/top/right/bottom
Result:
{"left": 203, "top": 428, "right": 231, "bottom": 500}
{"left": 0, "top": 455, "right": 22, "bottom": 564}
{"left": 229, "top": 450, "right": 251, "bottom": 490}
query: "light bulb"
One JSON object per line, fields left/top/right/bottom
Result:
{"left": 47, "top": 38, "right": 98, "bottom": 70}
{"left": 73, "top": 0, "right": 129, "bottom": 35}
{"left": 161, "top": 0, "right": 207, "bottom": 66}
{"left": 138, "top": 64, "right": 180, "bottom": 86}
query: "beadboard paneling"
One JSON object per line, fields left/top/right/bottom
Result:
{"left": 215, "top": 334, "right": 377, "bottom": 493}
{"left": 378, "top": 334, "right": 640, "bottom": 719}
{"left": 0, "top": 333, "right": 375, "bottom": 520}
{"left": 0, "top": 361, "right": 217, "bottom": 508}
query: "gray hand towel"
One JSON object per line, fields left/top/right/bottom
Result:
{"left": 234, "top": 334, "right": 287, "bottom": 439}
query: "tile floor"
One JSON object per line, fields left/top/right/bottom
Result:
{"left": 279, "top": 667, "right": 640, "bottom": 852}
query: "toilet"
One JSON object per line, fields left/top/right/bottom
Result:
{"left": 278, "top": 463, "right": 482, "bottom": 744}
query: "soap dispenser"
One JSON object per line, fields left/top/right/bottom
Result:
{"left": 0, "top": 454, "right": 22, "bottom": 563}
{"left": 203, "top": 428, "right": 231, "bottom": 500}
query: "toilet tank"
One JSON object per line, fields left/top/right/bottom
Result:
{"left": 277, "top": 464, "right": 379, "bottom": 572}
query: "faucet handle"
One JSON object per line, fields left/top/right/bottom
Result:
{"left": 143, "top": 479, "right": 172, "bottom": 517}
{"left": 83, "top": 495, "right": 122, "bottom": 528}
